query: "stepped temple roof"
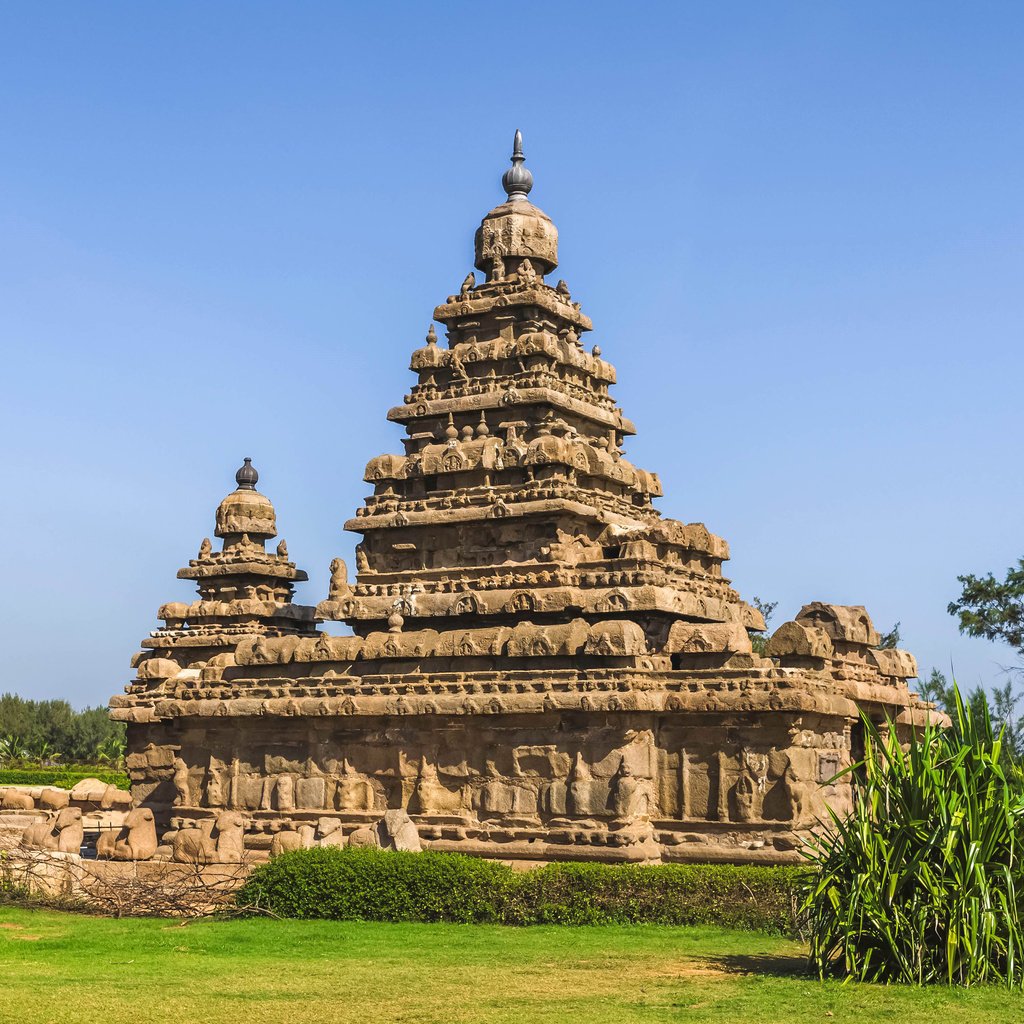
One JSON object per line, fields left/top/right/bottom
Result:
{"left": 111, "top": 134, "right": 937, "bottom": 866}
{"left": 140, "top": 459, "right": 316, "bottom": 677}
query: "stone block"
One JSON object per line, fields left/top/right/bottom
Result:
{"left": 766, "top": 621, "right": 834, "bottom": 660}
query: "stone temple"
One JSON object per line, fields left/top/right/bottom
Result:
{"left": 111, "top": 133, "right": 932, "bottom": 864}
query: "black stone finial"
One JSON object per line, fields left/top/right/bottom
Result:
{"left": 235, "top": 457, "right": 258, "bottom": 490}
{"left": 501, "top": 128, "right": 533, "bottom": 202}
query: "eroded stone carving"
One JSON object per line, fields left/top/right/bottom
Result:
{"left": 21, "top": 807, "right": 84, "bottom": 854}
{"left": 1, "top": 789, "right": 36, "bottom": 811}
{"left": 347, "top": 810, "right": 422, "bottom": 853}
{"left": 171, "top": 811, "right": 246, "bottom": 864}
{"left": 96, "top": 807, "right": 158, "bottom": 861}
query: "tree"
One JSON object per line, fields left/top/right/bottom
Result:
{"left": 0, "top": 694, "right": 125, "bottom": 765}
{"left": 876, "top": 621, "right": 901, "bottom": 650}
{"left": 749, "top": 597, "right": 778, "bottom": 655}
{"left": 992, "top": 680, "right": 1023, "bottom": 763}
{"left": 918, "top": 667, "right": 955, "bottom": 709}
{"left": 948, "top": 558, "right": 1024, "bottom": 657}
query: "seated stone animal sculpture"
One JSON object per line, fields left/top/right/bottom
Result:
{"left": 100, "top": 784, "right": 133, "bottom": 811}
{"left": 39, "top": 788, "right": 70, "bottom": 811}
{"left": 347, "top": 810, "right": 421, "bottom": 852}
{"left": 172, "top": 810, "right": 246, "bottom": 864}
{"left": 1, "top": 788, "right": 36, "bottom": 811}
{"left": 69, "top": 777, "right": 108, "bottom": 806}
{"left": 378, "top": 809, "right": 421, "bottom": 852}
{"left": 96, "top": 807, "right": 158, "bottom": 861}
{"left": 315, "top": 817, "right": 346, "bottom": 847}
{"left": 20, "top": 806, "right": 84, "bottom": 854}
{"left": 268, "top": 823, "right": 315, "bottom": 857}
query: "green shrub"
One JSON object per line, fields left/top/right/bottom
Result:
{"left": 512, "top": 861, "right": 800, "bottom": 930}
{"left": 238, "top": 847, "right": 801, "bottom": 933}
{"left": 239, "top": 847, "right": 514, "bottom": 923}
{"left": 0, "top": 766, "right": 129, "bottom": 789}
{"left": 801, "top": 688, "right": 1024, "bottom": 987}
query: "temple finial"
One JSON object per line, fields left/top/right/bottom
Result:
{"left": 235, "top": 456, "right": 258, "bottom": 490}
{"left": 501, "top": 128, "right": 533, "bottom": 202}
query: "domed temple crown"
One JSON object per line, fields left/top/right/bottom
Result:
{"left": 215, "top": 458, "right": 277, "bottom": 540}
{"left": 475, "top": 130, "right": 558, "bottom": 278}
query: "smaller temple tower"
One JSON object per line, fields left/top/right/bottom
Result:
{"left": 119, "top": 459, "right": 317, "bottom": 815}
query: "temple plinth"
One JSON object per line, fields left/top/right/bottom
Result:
{"left": 112, "top": 135, "right": 936, "bottom": 863}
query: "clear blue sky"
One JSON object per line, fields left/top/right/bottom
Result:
{"left": 1, "top": 2, "right": 1021, "bottom": 708}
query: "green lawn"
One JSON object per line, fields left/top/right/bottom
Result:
{"left": 1, "top": 907, "right": 1021, "bottom": 1023}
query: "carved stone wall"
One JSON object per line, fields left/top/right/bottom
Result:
{"left": 123, "top": 708, "right": 854, "bottom": 863}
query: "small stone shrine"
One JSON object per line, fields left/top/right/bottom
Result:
{"left": 111, "top": 133, "right": 934, "bottom": 863}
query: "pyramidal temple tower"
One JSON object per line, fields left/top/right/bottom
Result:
{"left": 136, "top": 458, "right": 317, "bottom": 678}
{"left": 113, "top": 134, "right": 933, "bottom": 864}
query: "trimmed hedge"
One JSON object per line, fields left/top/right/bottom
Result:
{"left": 237, "top": 847, "right": 803, "bottom": 934}
{"left": 0, "top": 767, "right": 129, "bottom": 789}
{"left": 512, "top": 860, "right": 802, "bottom": 930}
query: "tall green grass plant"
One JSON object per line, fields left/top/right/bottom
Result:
{"left": 802, "top": 688, "right": 1024, "bottom": 986}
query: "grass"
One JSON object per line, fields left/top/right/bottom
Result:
{"left": 2, "top": 908, "right": 1022, "bottom": 1023}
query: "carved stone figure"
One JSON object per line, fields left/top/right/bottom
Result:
{"left": 378, "top": 809, "right": 421, "bottom": 852}
{"left": 172, "top": 810, "right": 246, "bottom": 864}
{"left": 733, "top": 772, "right": 760, "bottom": 823}
{"left": 782, "top": 760, "right": 809, "bottom": 824}
{"left": 410, "top": 757, "right": 463, "bottom": 815}
{"left": 347, "top": 825, "right": 378, "bottom": 848}
{"left": 96, "top": 808, "right": 157, "bottom": 861}
{"left": 205, "top": 762, "right": 225, "bottom": 807}
{"left": 315, "top": 817, "right": 346, "bottom": 847}
{"left": 328, "top": 557, "right": 349, "bottom": 598}
{"left": 39, "top": 788, "right": 69, "bottom": 811}
{"left": 1, "top": 789, "right": 35, "bottom": 811}
{"left": 336, "top": 758, "right": 375, "bottom": 812}
{"left": 21, "top": 807, "right": 84, "bottom": 854}
{"left": 567, "top": 752, "right": 602, "bottom": 817}
{"left": 275, "top": 774, "right": 296, "bottom": 812}
{"left": 251, "top": 634, "right": 269, "bottom": 663}
{"left": 172, "top": 757, "right": 191, "bottom": 807}
{"left": 609, "top": 757, "right": 652, "bottom": 818}
{"left": 516, "top": 259, "right": 537, "bottom": 287}
{"left": 269, "top": 823, "right": 315, "bottom": 857}
{"left": 478, "top": 760, "right": 514, "bottom": 817}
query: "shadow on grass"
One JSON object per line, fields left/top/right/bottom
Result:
{"left": 702, "top": 953, "right": 810, "bottom": 978}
